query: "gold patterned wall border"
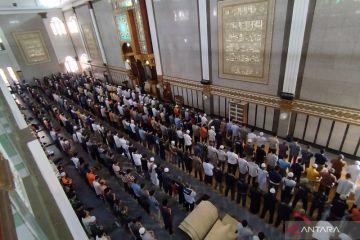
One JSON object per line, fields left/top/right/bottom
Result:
{"left": 81, "top": 24, "right": 99, "bottom": 59}
{"left": 90, "top": 64, "right": 128, "bottom": 73}
{"left": 163, "top": 76, "right": 203, "bottom": 91}
{"left": 13, "top": 31, "right": 50, "bottom": 65}
{"left": 293, "top": 101, "right": 360, "bottom": 126}
{"left": 163, "top": 77, "right": 360, "bottom": 125}
{"left": 218, "top": 0, "right": 275, "bottom": 83}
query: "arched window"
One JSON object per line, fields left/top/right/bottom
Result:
{"left": 50, "top": 17, "right": 67, "bottom": 36}
{"left": 79, "top": 54, "right": 89, "bottom": 70}
{"left": 67, "top": 16, "right": 78, "bottom": 33}
{"left": 64, "top": 56, "right": 78, "bottom": 72}
{"left": 6, "top": 67, "right": 18, "bottom": 84}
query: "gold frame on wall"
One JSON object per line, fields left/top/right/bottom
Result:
{"left": 218, "top": 0, "right": 275, "bottom": 84}
{"left": 13, "top": 31, "right": 50, "bottom": 65}
{"left": 81, "top": 24, "right": 99, "bottom": 59}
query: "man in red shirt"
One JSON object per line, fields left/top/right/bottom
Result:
{"left": 319, "top": 168, "right": 337, "bottom": 196}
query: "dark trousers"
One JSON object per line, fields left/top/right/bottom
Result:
{"left": 319, "top": 185, "right": 331, "bottom": 196}
{"left": 184, "top": 201, "right": 195, "bottom": 212}
{"left": 164, "top": 223, "right": 173, "bottom": 235}
{"left": 204, "top": 175, "right": 213, "bottom": 185}
{"left": 185, "top": 145, "right": 192, "bottom": 153}
{"left": 292, "top": 195, "right": 308, "bottom": 211}
{"left": 236, "top": 193, "right": 247, "bottom": 207}
{"left": 247, "top": 175, "right": 256, "bottom": 185}
{"left": 261, "top": 206, "right": 275, "bottom": 224}
{"left": 228, "top": 163, "right": 237, "bottom": 174}
{"left": 194, "top": 169, "right": 203, "bottom": 181}
{"left": 274, "top": 215, "right": 289, "bottom": 232}
{"left": 225, "top": 185, "right": 235, "bottom": 200}
{"left": 309, "top": 204, "right": 324, "bottom": 220}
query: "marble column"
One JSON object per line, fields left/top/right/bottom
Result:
{"left": 282, "top": 0, "right": 309, "bottom": 95}
{"left": 88, "top": 1, "right": 111, "bottom": 81}
{"left": 88, "top": 2, "right": 107, "bottom": 65}
{"left": 198, "top": 0, "right": 210, "bottom": 82}
{"left": 145, "top": 0, "right": 162, "bottom": 76}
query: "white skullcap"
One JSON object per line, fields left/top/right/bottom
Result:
{"left": 89, "top": 216, "right": 96, "bottom": 223}
{"left": 211, "top": 126, "right": 215, "bottom": 129}
{"left": 186, "top": 130, "right": 190, "bottom": 134}
{"left": 186, "top": 109, "right": 189, "bottom": 111}
{"left": 139, "top": 227, "right": 146, "bottom": 235}
{"left": 260, "top": 132, "right": 264, "bottom": 136}
{"left": 287, "top": 172, "right": 294, "bottom": 178}
{"left": 220, "top": 145, "right": 224, "bottom": 150}
{"left": 261, "top": 163, "right": 266, "bottom": 168}
{"left": 150, "top": 157, "right": 155, "bottom": 162}
{"left": 270, "top": 188, "right": 276, "bottom": 194}
{"left": 60, "top": 172, "right": 66, "bottom": 177}
{"left": 164, "top": 168, "right": 169, "bottom": 173}
{"left": 171, "top": 141, "right": 175, "bottom": 145}
{"left": 204, "top": 114, "right": 207, "bottom": 117}
{"left": 339, "top": 154, "right": 344, "bottom": 159}
{"left": 312, "top": 163, "right": 318, "bottom": 168}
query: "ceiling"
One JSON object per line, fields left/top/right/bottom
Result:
{"left": 0, "top": 0, "right": 79, "bottom": 9}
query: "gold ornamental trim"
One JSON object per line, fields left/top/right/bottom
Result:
{"left": 163, "top": 76, "right": 203, "bottom": 91}
{"left": 163, "top": 77, "right": 360, "bottom": 125}
{"left": 90, "top": 64, "right": 128, "bottom": 73}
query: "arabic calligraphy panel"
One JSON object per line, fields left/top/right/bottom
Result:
{"left": 218, "top": 0, "right": 275, "bottom": 83}
{"left": 13, "top": 31, "right": 51, "bottom": 65}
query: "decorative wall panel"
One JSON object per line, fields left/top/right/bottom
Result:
{"left": 115, "top": 12, "right": 131, "bottom": 42}
{"left": 218, "top": 0, "right": 275, "bottom": 83}
{"left": 13, "top": 31, "right": 50, "bottom": 65}
{"left": 133, "top": 0, "right": 147, "bottom": 53}
{"left": 81, "top": 24, "right": 99, "bottom": 59}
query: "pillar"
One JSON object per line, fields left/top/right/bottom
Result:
{"left": 88, "top": 1, "right": 112, "bottom": 81}
{"left": 198, "top": 0, "right": 210, "bottom": 83}
{"left": 282, "top": 0, "right": 309, "bottom": 95}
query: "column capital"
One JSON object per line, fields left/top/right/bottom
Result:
{"left": 87, "top": 1, "right": 93, "bottom": 9}
{"left": 38, "top": 12, "right": 47, "bottom": 19}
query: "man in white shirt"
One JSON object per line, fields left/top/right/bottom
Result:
{"left": 335, "top": 173, "right": 354, "bottom": 199}
{"left": 207, "top": 145, "right": 218, "bottom": 164}
{"left": 227, "top": 148, "right": 239, "bottom": 174}
{"left": 258, "top": 163, "right": 269, "bottom": 193}
{"left": 70, "top": 153, "right": 80, "bottom": 169}
{"left": 132, "top": 150, "right": 143, "bottom": 173}
{"left": 347, "top": 161, "right": 360, "bottom": 184}
{"left": 183, "top": 185, "right": 197, "bottom": 212}
{"left": 281, "top": 172, "right": 296, "bottom": 201}
{"left": 236, "top": 220, "right": 253, "bottom": 240}
{"left": 248, "top": 161, "right": 259, "bottom": 185}
{"left": 93, "top": 176, "right": 102, "bottom": 198}
{"left": 266, "top": 152, "right": 279, "bottom": 168}
{"left": 203, "top": 159, "right": 214, "bottom": 185}
{"left": 312, "top": 221, "right": 335, "bottom": 240}
{"left": 217, "top": 145, "right": 227, "bottom": 172}
{"left": 176, "top": 128, "right": 184, "bottom": 150}
{"left": 183, "top": 130, "right": 192, "bottom": 153}
{"left": 113, "top": 133, "right": 122, "bottom": 153}
{"left": 201, "top": 114, "right": 208, "bottom": 126}
{"left": 238, "top": 157, "right": 249, "bottom": 178}
{"left": 208, "top": 126, "right": 216, "bottom": 144}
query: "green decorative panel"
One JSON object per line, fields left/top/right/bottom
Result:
{"left": 116, "top": 12, "right": 132, "bottom": 42}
